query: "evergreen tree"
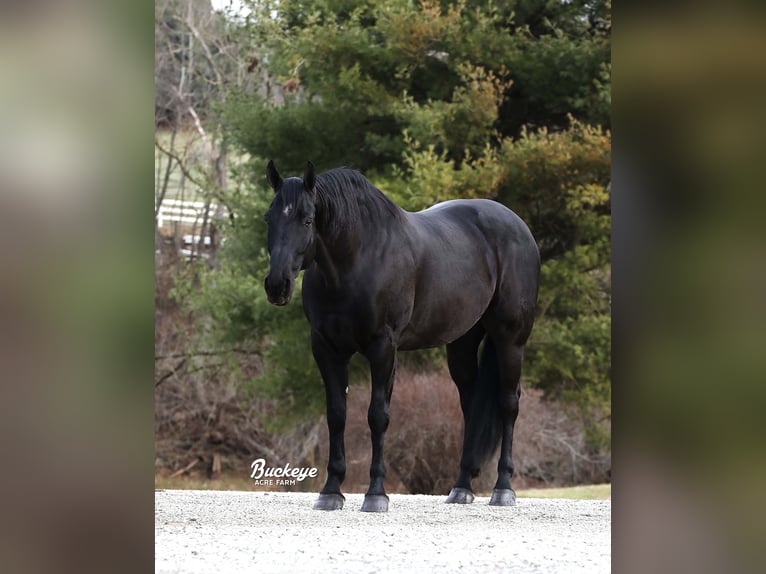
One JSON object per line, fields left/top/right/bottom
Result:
{"left": 179, "top": 0, "right": 611, "bottom": 445}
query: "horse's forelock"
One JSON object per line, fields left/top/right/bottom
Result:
{"left": 279, "top": 177, "right": 313, "bottom": 208}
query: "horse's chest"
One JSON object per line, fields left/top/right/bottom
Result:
{"left": 304, "top": 288, "right": 376, "bottom": 348}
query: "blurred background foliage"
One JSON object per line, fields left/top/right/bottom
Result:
{"left": 155, "top": 0, "right": 610, "bottom": 485}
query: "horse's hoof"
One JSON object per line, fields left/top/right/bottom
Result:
{"left": 445, "top": 487, "right": 475, "bottom": 504}
{"left": 489, "top": 488, "right": 517, "bottom": 506}
{"left": 361, "top": 494, "right": 389, "bottom": 512}
{"left": 313, "top": 493, "right": 345, "bottom": 510}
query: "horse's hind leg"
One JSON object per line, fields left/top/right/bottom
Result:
{"left": 487, "top": 331, "right": 525, "bottom": 506}
{"left": 445, "top": 323, "right": 484, "bottom": 504}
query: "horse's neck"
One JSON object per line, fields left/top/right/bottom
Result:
{"left": 313, "top": 213, "right": 378, "bottom": 286}
{"left": 313, "top": 189, "right": 404, "bottom": 281}
{"left": 313, "top": 230, "right": 359, "bottom": 286}
{"left": 311, "top": 235, "right": 340, "bottom": 288}
{"left": 314, "top": 196, "right": 364, "bottom": 264}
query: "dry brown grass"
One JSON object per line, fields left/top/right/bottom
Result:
{"left": 319, "top": 367, "right": 610, "bottom": 495}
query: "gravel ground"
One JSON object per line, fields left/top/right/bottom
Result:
{"left": 155, "top": 490, "right": 611, "bottom": 573}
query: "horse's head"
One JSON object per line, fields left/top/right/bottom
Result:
{"left": 263, "top": 160, "right": 317, "bottom": 306}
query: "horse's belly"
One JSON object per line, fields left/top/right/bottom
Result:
{"left": 397, "top": 326, "right": 464, "bottom": 350}
{"left": 397, "top": 293, "right": 489, "bottom": 350}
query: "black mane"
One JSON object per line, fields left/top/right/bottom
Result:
{"left": 313, "top": 169, "right": 404, "bottom": 240}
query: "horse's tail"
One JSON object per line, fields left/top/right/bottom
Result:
{"left": 464, "top": 337, "right": 503, "bottom": 470}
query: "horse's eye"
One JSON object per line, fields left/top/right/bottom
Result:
{"left": 304, "top": 218, "right": 313, "bottom": 228}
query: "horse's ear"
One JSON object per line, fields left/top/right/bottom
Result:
{"left": 266, "top": 160, "right": 282, "bottom": 192}
{"left": 304, "top": 161, "right": 316, "bottom": 199}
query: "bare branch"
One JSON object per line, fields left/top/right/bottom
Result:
{"left": 155, "top": 358, "right": 187, "bottom": 387}
{"left": 183, "top": 18, "right": 224, "bottom": 88}
{"left": 186, "top": 104, "right": 209, "bottom": 143}
{"left": 155, "top": 360, "right": 231, "bottom": 388}
{"left": 169, "top": 458, "right": 199, "bottom": 478}
{"left": 242, "top": 435, "right": 284, "bottom": 467}
{"left": 154, "top": 137, "right": 205, "bottom": 189}
{"left": 156, "top": 349, "right": 259, "bottom": 361}
{"left": 155, "top": 129, "right": 178, "bottom": 216}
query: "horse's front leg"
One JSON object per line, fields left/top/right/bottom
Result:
{"left": 361, "top": 336, "right": 397, "bottom": 512}
{"left": 311, "top": 330, "right": 351, "bottom": 511}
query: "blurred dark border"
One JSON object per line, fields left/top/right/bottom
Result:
{"left": 613, "top": 3, "right": 766, "bottom": 572}
{"left": 0, "top": 1, "right": 155, "bottom": 572}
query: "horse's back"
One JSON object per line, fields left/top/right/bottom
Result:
{"left": 417, "top": 199, "right": 535, "bottom": 245}
{"left": 413, "top": 199, "right": 538, "bottom": 276}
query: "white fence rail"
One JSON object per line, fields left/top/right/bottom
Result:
{"left": 156, "top": 199, "right": 226, "bottom": 260}
{"left": 156, "top": 199, "right": 220, "bottom": 229}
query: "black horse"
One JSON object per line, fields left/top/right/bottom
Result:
{"left": 263, "top": 161, "right": 539, "bottom": 512}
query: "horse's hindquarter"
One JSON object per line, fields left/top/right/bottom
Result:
{"left": 397, "top": 200, "right": 534, "bottom": 350}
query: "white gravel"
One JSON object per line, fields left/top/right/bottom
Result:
{"left": 155, "top": 490, "right": 611, "bottom": 573}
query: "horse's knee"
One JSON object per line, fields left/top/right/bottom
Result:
{"left": 367, "top": 403, "right": 389, "bottom": 434}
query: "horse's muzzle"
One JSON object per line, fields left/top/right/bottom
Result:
{"left": 264, "top": 273, "right": 293, "bottom": 306}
